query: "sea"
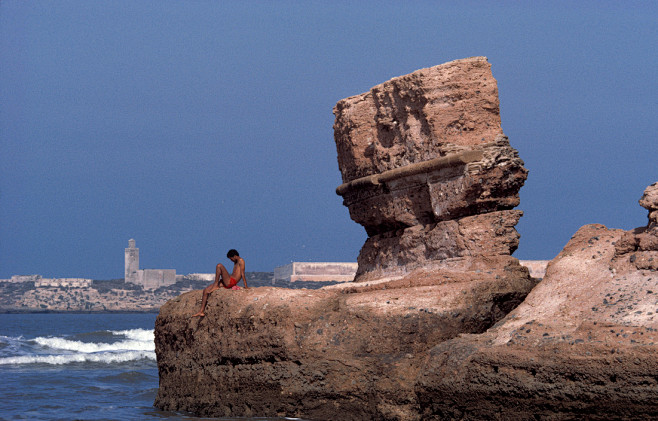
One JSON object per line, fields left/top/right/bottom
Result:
{"left": 0, "top": 313, "right": 299, "bottom": 421}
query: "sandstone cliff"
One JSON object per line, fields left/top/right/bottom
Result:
{"left": 155, "top": 58, "right": 539, "bottom": 420}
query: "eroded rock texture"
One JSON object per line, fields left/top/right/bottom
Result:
{"left": 416, "top": 183, "right": 658, "bottom": 420}
{"left": 154, "top": 263, "right": 534, "bottom": 420}
{"left": 155, "top": 182, "right": 658, "bottom": 419}
{"left": 333, "top": 56, "right": 528, "bottom": 281}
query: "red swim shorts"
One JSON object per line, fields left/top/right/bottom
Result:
{"left": 223, "top": 277, "right": 238, "bottom": 289}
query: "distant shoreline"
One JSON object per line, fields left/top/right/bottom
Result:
{"left": 0, "top": 309, "right": 160, "bottom": 314}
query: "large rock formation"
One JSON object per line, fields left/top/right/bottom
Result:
{"left": 333, "top": 56, "right": 528, "bottom": 281}
{"left": 154, "top": 267, "right": 533, "bottom": 420}
{"left": 154, "top": 58, "right": 537, "bottom": 420}
{"left": 416, "top": 182, "right": 658, "bottom": 419}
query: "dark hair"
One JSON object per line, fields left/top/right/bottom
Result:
{"left": 227, "top": 249, "right": 239, "bottom": 258}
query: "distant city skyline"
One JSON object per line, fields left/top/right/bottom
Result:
{"left": 2, "top": 1, "right": 656, "bottom": 279}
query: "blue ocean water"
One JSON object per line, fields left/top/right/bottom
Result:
{"left": 0, "top": 313, "right": 298, "bottom": 421}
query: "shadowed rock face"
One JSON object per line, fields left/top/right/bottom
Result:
{"left": 333, "top": 56, "right": 528, "bottom": 281}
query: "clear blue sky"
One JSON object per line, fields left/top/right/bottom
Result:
{"left": 1, "top": 1, "right": 656, "bottom": 279}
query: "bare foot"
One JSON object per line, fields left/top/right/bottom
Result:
{"left": 191, "top": 312, "right": 205, "bottom": 318}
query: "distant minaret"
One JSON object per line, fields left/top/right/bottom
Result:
{"left": 125, "top": 239, "right": 139, "bottom": 282}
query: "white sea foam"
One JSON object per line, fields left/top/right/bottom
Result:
{"left": 0, "top": 329, "right": 156, "bottom": 366}
{"left": 0, "top": 335, "right": 23, "bottom": 347}
{"left": 112, "top": 328, "right": 154, "bottom": 342}
{"left": 0, "top": 350, "right": 156, "bottom": 365}
{"left": 0, "top": 335, "right": 24, "bottom": 341}
{"left": 35, "top": 336, "right": 154, "bottom": 353}
{"left": 35, "top": 328, "right": 154, "bottom": 353}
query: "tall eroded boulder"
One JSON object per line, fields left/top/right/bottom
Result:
{"left": 333, "top": 56, "right": 528, "bottom": 281}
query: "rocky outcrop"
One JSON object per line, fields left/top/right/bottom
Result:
{"left": 154, "top": 58, "right": 537, "bottom": 420}
{"left": 154, "top": 262, "right": 534, "bottom": 420}
{"left": 155, "top": 184, "right": 658, "bottom": 419}
{"left": 154, "top": 54, "right": 656, "bottom": 418}
{"left": 416, "top": 183, "right": 658, "bottom": 419}
{"left": 333, "top": 56, "right": 528, "bottom": 281}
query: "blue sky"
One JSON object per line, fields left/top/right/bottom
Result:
{"left": 1, "top": 1, "right": 656, "bottom": 279}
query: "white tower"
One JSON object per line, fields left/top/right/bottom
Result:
{"left": 125, "top": 239, "right": 139, "bottom": 282}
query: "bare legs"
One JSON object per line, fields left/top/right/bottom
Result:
{"left": 191, "top": 284, "right": 219, "bottom": 317}
{"left": 191, "top": 263, "right": 232, "bottom": 317}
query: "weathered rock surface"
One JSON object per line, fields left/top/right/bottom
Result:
{"left": 156, "top": 184, "right": 658, "bottom": 419}
{"left": 333, "top": 56, "right": 527, "bottom": 281}
{"left": 154, "top": 261, "right": 535, "bottom": 420}
{"left": 416, "top": 184, "right": 658, "bottom": 419}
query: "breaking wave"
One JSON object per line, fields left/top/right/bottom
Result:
{"left": 0, "top": 328, "right": 155, "bottom": 366}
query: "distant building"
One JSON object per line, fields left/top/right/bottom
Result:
{"left": 125, "top": 239, "right": 139, "bottom": 282}
{"left": 36, "top": 278, "right": 92, "bottom": 288}
{"left": 519, "top": 260, "right": 549, "bottom": 279}
{"left": 185, "top": 273, "right": 214, "bottom": 282}
{"left": 10, "top": 274, "right": 41, "bottom": 283}
{"left": 274, "top": 262, "right": 358, "bottom": 283}
{"left": 274, "top": 261, "right": 548, "bottom": 283}
{"left": 124, "top": 239, "right": 176, "bottom": 290}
